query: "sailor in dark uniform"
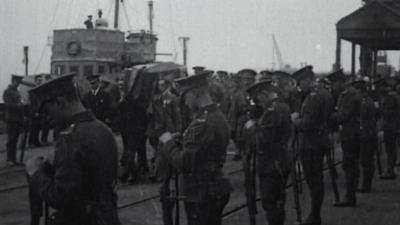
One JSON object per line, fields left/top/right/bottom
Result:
{"left": 84, "top": 15, "right": 93, "bottom": 29}
{"left": 82, "top": 74, "right": 112, "bottom": 125}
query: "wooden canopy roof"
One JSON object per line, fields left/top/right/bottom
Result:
{"left": 337, "top": 1, "right": 400, "bottom": 50}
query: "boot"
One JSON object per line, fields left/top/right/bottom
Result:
{"left": 300, "top": 214, "right": 321, "bottom": 225}
{"left": 333, "top": 199, "right": 356, "bottom": 207}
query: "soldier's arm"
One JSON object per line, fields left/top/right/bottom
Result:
{"left": 30, "top": 136, "right": 83, "bottom": 210}
{"left": 382, "top": 94, "right": 399, "bottom": 115}
{"left": 331, "top": 93, "right": 359, "bottom": 124}
{"left": 3, "top": 90, "right": 23, "bottom": 110}
{"left": 294, "top": 96, "right": 322, "bottom": 131}
{"left": 171, "top": 96, "right": 182, "bottom": 133}
{"left": 163, "top": 119, "right": 212, "bottom": 173}
{"left": 279, "top": 104, "right": 292, "bottom": 145}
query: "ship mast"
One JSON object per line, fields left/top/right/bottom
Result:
{"left": 114, "top": 0, "right": 121, "bottom": 29}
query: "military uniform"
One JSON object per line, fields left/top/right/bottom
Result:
{"left": 117, "top": 98, "right": 149, "bottom": 182}
{"left": 380, "top": 90, "right": 400, "bottom": 178}
{"left": 256, "top": 101, "right": 291, "bottom": 225}
{"left": 359, "top": 92, "right": 377, "bottom": 191}
{"left": 228, "top": 89, "right": 251, "bottom": 159}
{"left": 162, "top": 104, "right": 232, "bottom": 225}
{"left": 160, "top": 72, "right": 232, "bottom": 225}
{"left": 30, "top": 112, "right": 120, "bottom": 225}
{"left": 147, "top": 90, "right": 182, "bottom": 148}
{"left": 28, "top": 74, "right": 120, "bottom": 225}
{"left": 294, "top": 86, "right": 333, "bottom": 223}
{"left": 331, "top": 85, "right": 361, "bottom": 205}
{"left": 3, "top": 78, "right": 25, "bottom": 163}
{"left": 82, "top": 87, "right": 112, "bottom": 124}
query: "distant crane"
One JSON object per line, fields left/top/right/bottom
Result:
{"left": 271, "top": 34, "right": 284, "bottom": 71}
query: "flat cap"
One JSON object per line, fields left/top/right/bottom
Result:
{"left": 273, "top": 71, "right": 292, "bottom": 80}
{"left": 238, "top": 68, "right": 257, "bottom": 77}
{"left": 86, "top": 74, "right": 100, "bottom": 82}
{"left": 216, "top": 70, "right": 228, "bottom": 76}
{"left": 259, "top": 70, "right": 274, "bottom": 81}
{"left": 373, "top": 77, "right": 387, "bottom": 87}
{"left": 192, "top": 66, "right": 205, "bottom": 73}
{"left": 317, "top": 77, "right": 331, "bottom": 86}
{"left": 174, "top": 70, "right": 212, "bottom": 95}
{"left": 292, "top": 66, "right": 314, "bottom": 81}
{"left": 350, "top": 76, "right": 369, "bottom": 86}
{"left": 327, "top": 69, "right": 346, "bottom": 83}
{"left": 246, "top": 79, "right": 277, "bottom": 97}
{"left": 28, "top": 73, "right": 77, "bottom": 108}
{"left": 12, "top": 74, "right": 24, "bottom": 81}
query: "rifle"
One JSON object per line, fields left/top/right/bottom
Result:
{"left": 20, "top": 113, "right": 31, "bottom": 164}
{"left": 44, "top": 202, "right": 50, "bottom": 225}
{"left": 160, "top": 165, "right": 174, "bottom": 225}
{"left": 327, "top": 133, "right": 340, "bottom": 203}
{"left": 243, "top": 129, "right": 257, "bottom": 225}
{"left": 291, "top": 131, "right": 302, "bottom": 225}
{"left": 27, "top": 174, "right": 43, "bottom": 225}
{"left": 174, "top": 171, "right": 180, "bottom": 225}
{"left": 376, "top": 132, "right": 383, "bottom": 176}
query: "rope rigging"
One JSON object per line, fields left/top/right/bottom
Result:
{"left": 34, "top": 0, "right": 61, "bottom": 74}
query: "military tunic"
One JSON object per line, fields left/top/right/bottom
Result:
{"left": 331, "top": 86, "right": 361, "bottom": 202}
{"left": 228, "top": 89, "right": 251, "bottom": 157}
{"left": 255, "top": 102, "right": 291, "bottom": 225}
{"left": 380, "top": 91, "right": 400, "bottom": 176}
{"left": 294, "top": 87, "right": 333, "bottom": 221}
{"left": 162, "top": 104, "right": 232, "bottom": 225}
{"left": 3, "top": 85, "right": 25, "bottom": 162}
{"left": 31, "top": 111, "right": 120, "bottom": 225}
{"left": 359, "top": 94, "right": 377, "bottom": 190}
{"left": 147, "top": 90, "right": 182, "bottom": 147}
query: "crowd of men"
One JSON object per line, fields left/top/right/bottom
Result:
{"left": 2, "top": 64, "right": 400, "bottom": 225}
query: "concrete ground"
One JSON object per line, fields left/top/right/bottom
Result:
{"left": 0, "top": 132, "right": 399, "bottom": 225}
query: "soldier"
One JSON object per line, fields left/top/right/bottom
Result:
{"left": 25, "top": 73, "right": 121, "bottom": 225}
{"left": 331, "top": 77, "right": 362, "bottom": 207}
{"left": 159, "top": 71, "right": 232, "bottom": 225}
{"left": 192, "top": 66, "right": 205, "bottom": 75}
{"left": 117, "top": 94, "right": 149, "bottom": 183}
{"left": 228, "top": 69, "right": 256, "bottom": 160}
{"left": 84, "top": 15, "right": 93, "bottom": 29}
{"left": 29, "top": 75, "right": 44, "bottom": 148}
{"left": 3, "top": 74, "right": 26, "bottom": 166}
{"left": 147, "top": 74, "right": 182, "bottom": 177}
{"left": 291, "top": 66, "right": 333, "bottom": 225}
{"left": 375, "top": 78, "right": 400, "bottom": 179}
{"left": 326, "top": 69, "right": 347, "bottom": 106}
{"left": 245, "top": 79, "right": 291, "bottom": 225}
{"left": 272, "top": 71, "right": 301, "bottom": 113}
{"left": 82, "top": 74, "right": 112, "bottom": 125}
{"left": 355, "top": 78, "right": 377, "bottom": 192}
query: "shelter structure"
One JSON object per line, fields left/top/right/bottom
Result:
{"left": 336, "top": 0, "right": 400, "bottom": 77}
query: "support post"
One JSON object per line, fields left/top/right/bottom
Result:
{"left": 351, "top": 43, "right": 356, "bottom": 76}
{"left": 335, "top": 35, "right": 341, "bottom": 71}
{"left": 23, "top": 46, "right": 29, "bottom": 76}
{"left": 148, "top": 1, "right": 154, "bottom": 36}
{"left": 114, "top": 0, "right": 120, "bottom": 29}
{"left": 179, "top": 37, "right": 190, "bottom": 66}
{"left": 373, "top": 50, "right": 378, "bottom": 78}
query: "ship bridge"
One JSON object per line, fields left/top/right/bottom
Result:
{"left": 51, "top": 28, "right": 157, "bottom": 78}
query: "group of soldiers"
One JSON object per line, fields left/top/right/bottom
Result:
{"left": 2, "top": 62, "right": 400, "bottom": 225}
